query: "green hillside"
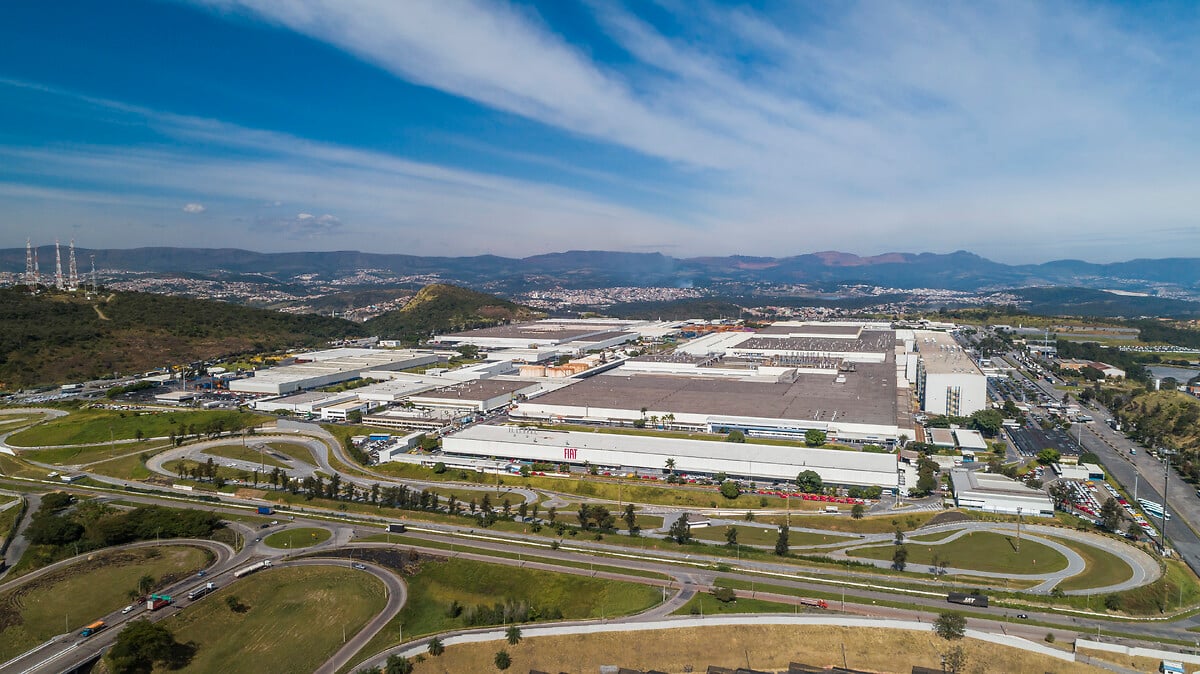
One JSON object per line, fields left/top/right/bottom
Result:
{"left": 363, "top": 283, "right": 542, "bottom": 342}
{"left": 1117, "top": 390, "right": 1200, "bottom": 481}
{"left": 0, "top": 287, "right": 364, "bottom": 390}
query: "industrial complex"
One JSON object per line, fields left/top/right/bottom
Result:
{"left": 207, "top": 318, "right": 998, "bottom": 495}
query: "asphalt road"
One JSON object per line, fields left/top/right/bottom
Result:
{"left": 1002, "top": 355, "right": 1200, "bottom": 580}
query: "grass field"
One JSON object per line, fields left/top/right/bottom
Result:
{"left": 691, "top": 524, "right": 856, "bottom": 548}
{"left": 17, "top": 441, "right": 171, "bottom": 466}
{"left": 87, "top": 451, "right": 156, "bottom": 480}
{"left": 263, "top": 527, "right": 332, "bottom": 549}
{"left": 0, "top": 545, "right": 212, "bottom": 661}
{"left": 1054, "top": 538, "right": 1136, "bottom": 593}
{"left": 0, "top": 496, "right": 23, "bottom": 541}
{"left": 0, "top": 453, "right": 48, "bottom": 479}
{"left": 407, "top": 624, "right": 1105, "bottom": 674}
{"left": 266, "top": 442, "right": 318, "bottom": 464}
{"left": 846, "top": 531, "right": 1069, "bottom": 574}
{"left": 161, "top": 565, "right": 385, "bottom": 674}
{"left": 757, "top": 510, "right": 939, "bottom": 534}
{"left": 671, "top": 592, "right": 799, "bottom": 616}
{"left": 6, "top": 409, "right": 269, "bottom": 447}
{"left": 359, "top": 557, "right": 663, "bottom": 660}
{"left": 200, "top": 443, "right": 290, "bottom": 469}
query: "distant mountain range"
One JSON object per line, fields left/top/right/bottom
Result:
{"left": 4, "top": 247, "right": 1197, "bottom": 295}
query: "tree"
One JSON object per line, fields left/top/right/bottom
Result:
{"left": 795, "top": 470, "right": 823, "bottom": 494}
{"left": 804, "top": 429, "right": 826, "bottom": 447}
{"left": 892, "top": 544, "right": 908, "bottom": 571}
{"left": 665, "top": 458, "right": 676, "bottom": 474}
{"left": 668, "top": 512, "right": 692, "bottom": 544}
{"left": 347, "top": 410, "right": 363, "bottom": 424}
{"left": 494, "top": 649, "right": 512, "bottom": 670}
{"left": 969, "top": 409, "right": 1003, "bottom": 437}
{"left": 1037, "top": 448, "right": 1061, "bottom": 465}
{"left": 915, "top": 471, "right": 938, "bottom": 495}
{"left": 725, "top": 429, "right": 746, "bottom": 443}
{"left": 1100, "top": 497, "right": 1122, "bottom": 532}
{"left": 427, "top": 636, "right": 445, "bottom": 656}
{"left": 137, "top": 574, "right": 155, "bottom": 595}
{"left": 224, "top": 595, "right": 248, "bottom": 613}
{"left": 719, "top": 480, "right": 740, "bottom": 499}
{"left": 774, "top": 524, "right": 789, "bottom": 556}
{"left": 933, "top": 611, "right": 966, "bottom": 640}
{"left": 384, "top": 655, "right": 414, "bottom": 674}
{"left": 724, "top": 525, "right": 738, "bottom": 546}
{"left": 623, "top": 504, "right": 638, "bottom": 534}
{"left": 1104, "top": 593, "right": 1122, "bottom": 611}
{"left": 942, "top": 645, "right": 968, "bottom": 674}
{"left": 505, "top": 625, "right": 522, "bottom": 645}
{"left": 1048, "top": 482, "right": 1073, "bottom": 510}
{"left": 107, "top": 619, "right": 192, "bottom": 673}
{"left": 851, "top": 503, "right": 865, "bottom": 519}
{"left": 711, "top": 586, "right": 737, "bottom": 603}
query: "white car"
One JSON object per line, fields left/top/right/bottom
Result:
{"left": 121, "top": 605, "right": 134, "bottom": 614}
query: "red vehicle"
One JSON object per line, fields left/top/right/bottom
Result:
{"left": 799, "top": 598, "right": 829, "bottom": 609}
{"left": 146, "top": 594, "right": 174, "bottom": 611}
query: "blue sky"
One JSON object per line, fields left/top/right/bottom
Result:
{"left": 1, "top": 0, "right": 1198, "bottom": 262}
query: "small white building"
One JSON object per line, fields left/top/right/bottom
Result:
{"left": 949, "top": 469, "right": 1053, "bottom": 516}
{"left": 319, "top": 399, "right": 370, "bottom": 421}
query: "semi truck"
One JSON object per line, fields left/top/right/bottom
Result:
{"left": 257, "top": 506, "right": 273, "bottom": 515}
{"left": 146, "top": 594, "right": 173, "bottom": 611}
{"left": 233, "top": 560, "right": 273, "bottom": 578}
{"left": 799, "top": 598, "right": 829, "bottom": 609}
{"left": 80, "top": 620, "right": 106, "bottom": 637}
{"left": 187, "top": 582, "right": 216, "bottom": 601}
{"left": 385, "top": 523, "right": 407, "bottom": 534}
{"left": 947, "top": 592, "right": 989, "bottom": 608}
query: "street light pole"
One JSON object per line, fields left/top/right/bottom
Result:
{"left": 1015, "top": 507, "right": 1022, "bottom": 552}
{"left": 1161, "top": 448, "right": 1175, "bottom": 554}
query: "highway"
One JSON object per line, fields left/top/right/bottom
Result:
{"left": 1001, "top": 354, "right": 1200, "bottom": 580}
{"left": 7, "top": 405, "right": 1200, "bottom": 671}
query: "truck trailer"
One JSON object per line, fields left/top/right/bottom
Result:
{"left": 80, "top": 620, "right": 106, "bottom": 637}
{"left": 799, "top": 598, "right": 829, "bottom": 609}
{"left": 233, "top": 560, "right": 273, "bottom": 578}
{"left": 187, "top": 582, "right": 216, "bottom": 601}
{"left": 946, "top": 592, "right": 989, "bottom": 608}
{"left": 146, "top": 594, "right": 173, "bottom": 611}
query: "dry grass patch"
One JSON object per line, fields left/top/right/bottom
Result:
{"left": 412, "top": 624, "right": 1105, "bottom": 674}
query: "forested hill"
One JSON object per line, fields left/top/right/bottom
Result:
{"left": 363, "top": 284, "right": 543, "bottom": 342}
{"left": 0, "top": 287, "right": 365, "bottom": 390}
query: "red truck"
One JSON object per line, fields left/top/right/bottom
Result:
{"left": 146, "top": 594, "right": 174, "bottom": 611}
{"left": 800, "top": 598, "right": 829, "bottom": 609}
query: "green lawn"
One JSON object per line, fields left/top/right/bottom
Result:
{"left": 907, "top": 529, "right": 960, "bottom": 543}
{"left": 847, "top": 531, "right": 1069, "bottom": 574}
{"left": 88, "top": 451, "right": 156, "bottom": 480}
{"left": 201, "top": 443, "right": 290, "bottom": 469}
{"left": 266, "top": 442, "right": 318, "bottom": 465}
{"left": 692, "top": 524, "right": 856, "bottom": 547}
{"left": 757, "top": 511, "right": 939, "bottom": 534}
{"left": 160, "top": 565, "right": 385, "bottom": 674}
{"left": 358, "top": 556, "right": 663, "bottom": 659}
{"left": 0, "top": 496, "right": 23, "bottom": 540}
{"left": 263, "top": 527, "right": 332, "bottom": 549}
{"left": 6, "top": 409, "right": 269, "bottom": 447}
{"left": 1054, "top": 538, "right": 1136, "bottom": 592}
{"left": 17, "top": 441, "right": 170, "bottom": 466}
{"left": 672, "top": 592, "right": 799, "bottom": 616}
{"left": 0, "top": 545, "right": 212, "bottom": 661}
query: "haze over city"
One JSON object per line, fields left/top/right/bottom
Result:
{"left": 2, "top": 0, "right": 1199, "bottom": 262}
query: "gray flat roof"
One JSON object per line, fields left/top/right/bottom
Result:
{"left": 416, "top": 379, "right": 533, "bottom": 401}
{"left": 734, "top": 330, "right": 894, "bottom": 354}
{"left": 527, "top": 359, "right": 897, "bottom": 426}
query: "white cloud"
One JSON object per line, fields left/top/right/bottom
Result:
{"left": 182, "top": 202, "right": 206, "bottom": 213}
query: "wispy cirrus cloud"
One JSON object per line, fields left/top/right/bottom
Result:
{"left": 184, "top": 0, "right": 1200, "bottom": 261}
{"left": 182, "top": 202, "right": 206, "bottom": 213}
